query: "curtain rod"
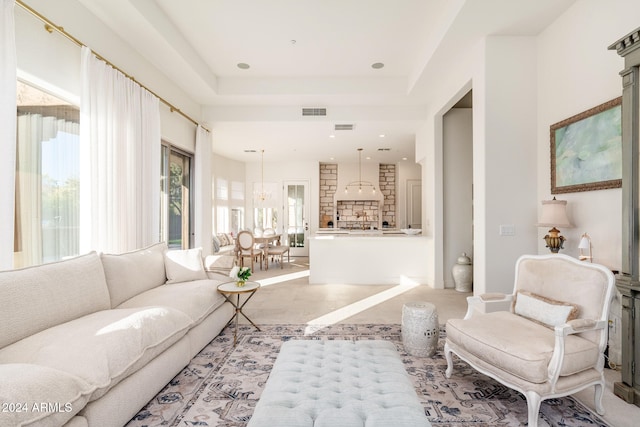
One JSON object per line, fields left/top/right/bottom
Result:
{"left": 15, "top": 0, "right": 209, "bottom": 133}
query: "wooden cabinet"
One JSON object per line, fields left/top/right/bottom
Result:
{"left": 614, "top": 277, "right": 640, "bottom": 406}
{"left": 609, "top": 26, "right": 640, "bottom": 407}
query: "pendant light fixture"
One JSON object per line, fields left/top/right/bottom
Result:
{"left": 255, "top": 149, "right": 271, "bottom": 202}
{"left": 344, "top": 148, "right": 377, "bottom": 194}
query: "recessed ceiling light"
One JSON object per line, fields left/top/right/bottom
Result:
{"left": 365, "top": 156, "right": 371, "bottom": 160}
{"left": 329, "top": 134, "right": 335, "bottom": 138}
{"left": 379, "top": 134, "right": 385, "bottom": 138}
{"left": 371, "top": 62, "right": 384, "bottom": 69}
{"left": 237, "top": 63, "right": 250, "bottom": 70}
{"left": 402, "top": 157, "right": 408, "bottom": 161}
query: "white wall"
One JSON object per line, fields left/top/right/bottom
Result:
{"left": 480, "top": 36, "right": 539, "bottom": 293}
{"left": 417, "top": 36, "right": 539, "bottom": 293}
{"left": 536, "top": 0, "right": 640, "bottom": 271}
{"left": 443, "top": 108, "right": 473, "bottom": 289}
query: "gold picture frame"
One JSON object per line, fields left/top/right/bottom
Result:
{"left": 550, "top": 97, "right": 622, "bottom": 194}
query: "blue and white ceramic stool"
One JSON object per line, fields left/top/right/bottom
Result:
{"left": 402, "top": 301, "right": 439, "bottom": 357}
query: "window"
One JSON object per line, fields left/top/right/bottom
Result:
{"left": 216, "top": 178, "right": 229, "bottom": 200}
{"left": 254, "top": 207, "right": 278, "bottom": 231}
{"left": 14, "top": 81, "right": 80, "bottom": 268}
{"left": 231, "top": 181, "right": 244, "bottom": 200}
{"left": 160, "top": 144, "right": 193, "bottom": 249}
{"left": 214, "top": 177, "right": 244, "bottom": 234}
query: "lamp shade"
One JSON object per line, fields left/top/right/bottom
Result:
{"left": 536, "top": 198, "right": 573, "bottom": 228}
{"left": 578, "top": 235, "right": 591, "bottom": 249}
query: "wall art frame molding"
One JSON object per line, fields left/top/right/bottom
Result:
{"left": 550, "top": 97, "right": 622, "bottom": 194}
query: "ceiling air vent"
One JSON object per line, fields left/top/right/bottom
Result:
{"left": 302, "top": 107, "right": 327, "bottom": 116}
{"left": 334, "top": 124, "right": 354, "bottom": 131}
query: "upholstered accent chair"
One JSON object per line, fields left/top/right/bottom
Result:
{"left": 237, "top": 230, "right": 262, "bottom": 271}
{"left": 444, "top": 254, "right": 614, "bottom": 427}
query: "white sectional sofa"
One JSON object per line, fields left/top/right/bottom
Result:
{"left": 0, "top": 242, "right": 234, "bottom": 427}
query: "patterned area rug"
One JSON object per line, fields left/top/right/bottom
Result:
{"left": 126, "top": 324, "right": 609, "bottom": 427}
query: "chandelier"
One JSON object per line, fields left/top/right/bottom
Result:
{"left": 255, "top": 149, "right": 271, "bottom": 202}
{"left": 344, "top": 148, "right": 376, "bottom": 194}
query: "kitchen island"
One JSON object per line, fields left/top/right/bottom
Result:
{"left": 309, "top": 230, "right": 429, "bottom": 285}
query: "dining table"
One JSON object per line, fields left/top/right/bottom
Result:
{"left": 254, "top": 233, "right": 282, "bottom": 247}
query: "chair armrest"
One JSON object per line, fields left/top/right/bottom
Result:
{"left": 547, "top": 319, "right": 607, "bottom": 387}
{"left": 464, "top": 293, "right": 514, "bottom": 319}
{"left": 554, "top": 319, "right": 606, "bottom": 336}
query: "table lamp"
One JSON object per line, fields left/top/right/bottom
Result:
{"left": 578, "top": 232, "right": 592, "bottom": 262}
{"left": 536, "top": 197, "right": 573, "bottom": 253}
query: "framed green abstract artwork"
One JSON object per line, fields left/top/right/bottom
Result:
{"left": 550, "top": 97, "right": 622, "bottom": 194}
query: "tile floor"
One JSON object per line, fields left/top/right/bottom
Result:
{"left": 238, "top": 256, "right": 640, "bottom": 427}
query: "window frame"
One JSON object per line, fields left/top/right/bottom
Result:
{"left": 160, "top": 142, "right": 194, "bottom": 249}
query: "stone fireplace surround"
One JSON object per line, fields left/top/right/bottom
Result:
{"left": 319, "top": 162, "right": 396, "bottom": 229}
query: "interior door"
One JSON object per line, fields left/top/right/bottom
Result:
{"left": 284, "top": 180, "right": 309, "bottom": 256}
{"left": 407, "top": 179, "right": 422, "bottom": 229}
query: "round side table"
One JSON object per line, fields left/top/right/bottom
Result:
{"left": 217, "top": 281, "right": 261, "bottom": 346}
{"left": 401, "top": 301, "right": 439, "bottom": 357}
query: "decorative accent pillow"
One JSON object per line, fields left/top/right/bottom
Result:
{"left": 514, "top": 291, "right": 579, "bottom": 328}
{"left": 101, "top": 242, "right": 167, "bottom": 307}
{"left": 225, "top": 233, "right": 235, "bottom": 246}
{"left": 217, "top": 233, "right": 229, "bottom": 247}
{"left": 212, "top": 235, "right": 221, "bottom": 253}
{"left": 164, "top": 248, "right": 208, "bottom": 284}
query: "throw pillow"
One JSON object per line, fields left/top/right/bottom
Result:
{"left": 217, "top": 233, "right": 229, "bottom": 247}
{"left": 165, "top": 248, "right": 208, "bottom": 284}
{"left": 212, "top": 234, "right": 221, "bottom": 253}
{"left": 514, "top": 291, "right": 579, "bottom": 328}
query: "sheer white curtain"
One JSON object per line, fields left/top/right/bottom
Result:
{"left": 0, "top": 0, "right": 16, "bottom": 269}
{"left": 194, "top": 125, "right": 213, "bottom": 255}
{"left": 15, "top": 111, "right": 80, "bottom": 267}
{"left": 80, "top": 47, "right": 160, "bottom": 254}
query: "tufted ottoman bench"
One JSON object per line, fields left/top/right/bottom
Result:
{"left": 247, "top": 340, "right": 431, "bottom": 427}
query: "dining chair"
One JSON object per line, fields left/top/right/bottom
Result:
{"left": 264, "top": 244, "right": 290, "bottom": 270}
{"left": 237, "top": 230, "right": 262, "bottom": 271}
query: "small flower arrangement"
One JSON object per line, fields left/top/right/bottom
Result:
{"left": 229, "top": 266, "right": 251, "bottom": 287}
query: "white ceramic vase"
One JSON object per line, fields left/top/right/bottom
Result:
{"left": 452, "top": 252, "right": 473, "bottom": 293}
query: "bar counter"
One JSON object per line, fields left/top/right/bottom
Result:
{"left": 309, "top": 230, "right": 429, "bottom": 285}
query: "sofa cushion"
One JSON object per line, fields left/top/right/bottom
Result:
{"left": 165, "top": 247, "right": 208, "bottom": 284}
{"left": 101, "top": 242, "right": 167, "bottom": 307}
{"left": 117, "top": 279, "right": 227, "bottom": 325}
{"left": 0, "top": 364, "right": 93, "bottom": 427}
{"left": 0, "top": 252, "right": 110, "bottom": 348}
{"left": 0, "top": 306, "right": 191, "bottom": 401}
{"left": 514, "top": 291, "right": 579, "bottom": 328}
{"left": 446, "top": 311, "right": 599, "bottom": 384}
